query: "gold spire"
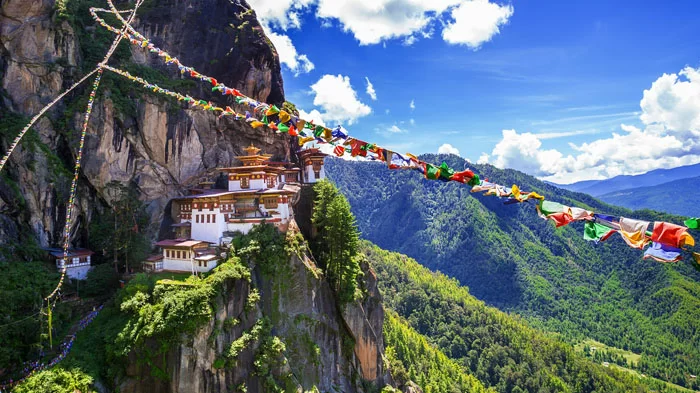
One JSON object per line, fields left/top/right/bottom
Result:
{"left": 243, "top": 143, "right": 261, "bottom": 156}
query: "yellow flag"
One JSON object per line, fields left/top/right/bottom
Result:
{"left": 681, "top": 232, "right": 695, "bottom": 248}
{"left": 693, "top": 252, "right": 700, "bottom": 265}
{"left": 298, "top": 136, "right": 315, "bottom": 146}
{"left": 250, "top": 120, "right": 264, "bottom": 128}
{"left": 278, "top": 110, "right": 291, "bottom": 124}
{"left": 511, "top": 184, "right": 521, "bottom": 200}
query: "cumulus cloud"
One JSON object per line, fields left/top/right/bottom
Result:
{"left": 442, "top": 0, "right": 514, "bottom": 49}
{"left": 365, "top": 77, "right": 378, "bottom": 100}
{"left": 267, "top": 31, "right": 315, "bottom": 75}
{"left": 410, "top": 99, "right": 416, "bottom": 110}
{"left": 308, "top": 74, "right": 372, "bottom": 125}
{"left": 298, "top": 108, "right": 327, "bottom": 126}
{"left": 388, "top": 124, "right": 407, "bottom": 133}
{"left": 251, "top": 0, "right": 513, "bottom": 48}
{"left": 438, "top": 143, "right": 461, "bottom": 156}
{"left": 479, "top": 66, "right": 700, "bottom": 183}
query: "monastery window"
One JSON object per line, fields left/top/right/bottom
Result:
{"left": 264, "top": 197, "right": 278, "bottom": 209}
{"left": 266, "top": 176, "right": 276, "bottom": 188}
{"left": 240, "top": 177, "right": 250, "bottom": 189}
{"left": 213, "top": 215, "right": 216, "bottom": 223}
{"left": 195, "top": 215, "right": 199, "bottom": 223}
{"left": 206, "top": 215, "right": 211, "bottom": 223}
{"left": 177, "top": 251, "right": 181, "bottom": 259}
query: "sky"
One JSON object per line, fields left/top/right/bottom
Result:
{"left": 246, "top": 0, "right": 700, "bottom": 184}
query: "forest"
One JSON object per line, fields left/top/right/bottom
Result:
{"left": 326, "top": 155, "right": 700, "bottom": 390}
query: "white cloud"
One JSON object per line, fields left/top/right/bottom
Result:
{"left": 438, "top": 143, "right": 460, "bottom": 156}
{"left": 442, "top": 0, "right": 513, "bottom": 49}
{"left": 251, "top": 0, "right": 513, "bottom": 48}
{"left": 308, "top": 74, "right": 372, "bottom": 125}
{"left": 481, "top": 66, "right": 700, "bottom": 183}
{"left": 410, "top": 118, "right": 415, "bottom": 125}
{"left": 267, "top": 31, "right": 315, "bottom": 75}
{"left": 388, "top": 124, "right": 407, "bottom": 133}
{"left": 410, "top": 99, "right": 416, "bottom": 110}
{"left": 298, "top": 109, "right": 327, "bottom": 126}
{"left": 365, "top": 77, "right": 377, "bottom": 100}
{"left": 248, "top": 0, "right": 316, "bottom": 75}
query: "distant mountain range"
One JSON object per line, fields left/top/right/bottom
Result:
{"left": 598, "top": 176, "right": 700, "bottom": 217}
{"left": 553, "top": 163, "right": 700, "bottom": 197}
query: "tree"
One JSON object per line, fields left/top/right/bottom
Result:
{"left": 89, "top": 181, "right": 150, "bottom": 273}
{"left": 312, "top": 180, "right": 362, "bottom": 304}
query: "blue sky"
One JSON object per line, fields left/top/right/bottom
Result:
{"left": 248, "top": 0, "right": 700, "bottom": 183}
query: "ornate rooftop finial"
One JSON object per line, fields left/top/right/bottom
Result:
{"left": 243, "top": 143, "right": 261, "bottom": 156}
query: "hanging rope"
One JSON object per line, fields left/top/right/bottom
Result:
{"left": 0, "top": 69, "right": 100, "bottom": 173}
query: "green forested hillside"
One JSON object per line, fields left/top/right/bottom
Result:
{"left": 384, "top": 311, "right": 494, "bottom": 393}
{"left": 368, "top": 242, "right": 688, "bottom": 393}
{"left": 326, "top": 155, "right": 700, "bottom": 389}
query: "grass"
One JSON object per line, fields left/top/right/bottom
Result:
{"left": 574, "top": 338, "right": 641, "bottom": 366}
{"left": 574, "top": 339, "right": 694, "bottom": 393}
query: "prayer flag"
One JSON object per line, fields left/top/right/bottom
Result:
{"left": 684, "top": 218, "right": 699, "bottom": 229}
{"left": 451, "top": 169, "right": 475, "bottom": 183}
{"left": 277, "top": 123, "right": 290, "bottom": 133}
{"left": 643, "top": 242, "right": 682, "bottom": 263}
{"left": 651, "top": 222, "right": 692, "bottom": 248}
{"left": 584, "top": 222, "right": 616, "bottom": 243}
{"left": 619, "top": 217, "right": 651, "bottom": 249}
{"left": 278, "top": 110, "right": 291, "bottom": 124}
{"left": 424, "top": 163, "right": 441, "bottom": 180}
{"left": 289, "top": 125, "right": 298, "bottom": 137}
{"left": 438, "top": 162, "right": 455, "bottom": 181}
{"left": 334, "top": 145, "right": 345, "bottom": 157}
{"left": 548, "top": 212, "right": 575, "bottom": 228}
{"left": 693, "top": 252, "right": 700, "bottom": 265}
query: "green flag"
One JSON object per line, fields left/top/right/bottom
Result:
{"left": 277, "top": 123, "right": 290, "bottom": 133}
{"left": 584, "top": 222, "right": 613, "bottom": 242}
{"left": 685, "top": 218, "right": 699, "bottom": 229}
{"left": 438, "top": 162, "right": 455, "bottom": 181}
{"left": 467, "top": 174, "right": 481, "bottom": 187}
{"left": 539, "top": 201, "right": 567, "bottom": 216}
{"left": 425, "top": 164, "right": 441, "bottom": 180}
{"left": 314, "top": 125, "right": 325, "bottom": 137}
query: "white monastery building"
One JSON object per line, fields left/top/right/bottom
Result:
{"left": 145, "top": 144, "right": 326, "bottom": 274}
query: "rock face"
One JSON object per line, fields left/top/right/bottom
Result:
{"left": 120, "top": 225, "right": 392, "bottom": 393}
{"left": 0, "top": 0, "right": 289, "bottom": 253}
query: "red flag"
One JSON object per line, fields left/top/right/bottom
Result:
{"left": 289, "top": 125, "right": 298, "bottom": 136}
{"left": 450, "top": 169, "right": 475, "bottom": 183}
{"left": 210, "top": 77, "right": 218, "bottom": 86}
{"left": 548, "top": 212, "right": 574, "bottom": 228}
{"left": 334, "top": 145, "right": 345, "bottom": 157}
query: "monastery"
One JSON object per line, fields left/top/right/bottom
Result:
{"left": 144, "top": 145, "right": 327, "bottom": 274}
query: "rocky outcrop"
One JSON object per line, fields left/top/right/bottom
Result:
{"left": 120, "top": 226, "right": 393, "bottom": 393}
{"left": 0, "top": 0, "right": 289, "bottom": 252}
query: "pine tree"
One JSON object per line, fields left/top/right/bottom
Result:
{"left": 312, "top": 180, "right": 362, "bottom": 305}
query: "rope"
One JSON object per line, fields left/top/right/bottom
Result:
{"left": 0, "top": 68, "right": 99, "bottom": 172}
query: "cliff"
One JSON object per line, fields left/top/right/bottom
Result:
{"left": 117, "top": 225, "right": 393, "bottom": 393}
{"left": 0, "top": 0, "right": 290, "bottom": 254}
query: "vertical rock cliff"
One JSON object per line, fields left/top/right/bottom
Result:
{"left": 118, "top": 225, "right": 393, "bottom": 393}
{"left": 0, "top": 0, "right": 291, "bottom": 254}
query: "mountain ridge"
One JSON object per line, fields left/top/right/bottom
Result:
{"left": 553, "top": 162, "right": 700, "bottom": 197}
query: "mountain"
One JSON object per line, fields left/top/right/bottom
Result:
{"left": 553, "top": 163, "right": 700, "bottom": 196}
{"left": 0, "top": 0, "right": 292, "bottom": 258}
{"left": 326, "top": 154, "right": 700, "bottom": 390}
{"left": 598, "top": 176, "right": 700, "bottom": 218}
{"left": 368, "top": 242, "right": 688, "bottom": 393}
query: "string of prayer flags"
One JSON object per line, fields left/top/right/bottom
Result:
{"left": 82, "top": 1, "right": 700, "bottom": 270}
